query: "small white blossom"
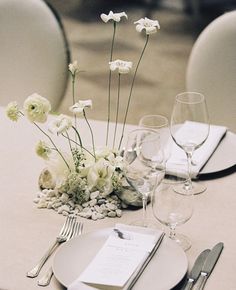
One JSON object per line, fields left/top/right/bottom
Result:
{"left": 6, "top": 101, "right": 21, "bottom": 121}
{"left": 23, "top": 93, "right": 51, "bottom": 123}
{"left": 87, "top": 158, "right": 115, "bottom": 195}
{"left": 100, "top": 11, "right": 127, "bottom": 23}
{"left": 69, "top": 100, "right": 92, "bottom": 115}
{"left": 134, "top": 17, "right": 160, "bottom": 35}
{"left": 109, "top": 59, "right": 132, "bottom": 74}
{"left": 69, "top": 60, "right": 79, "bottom": 75}
{"left": 48, "top": 114, "right": 72, "bottom": 135}
{"left": 35, "top": 140, "right": 51, "bottom": 160}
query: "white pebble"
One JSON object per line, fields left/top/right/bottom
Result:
{"left": 108, "top": 211, "right": 116, "bottom": 218}
{"left": 116, "top": 209, "right": 122, "bottom": 217}
{"left": 33, "top": 198, "right": 40, "bottom": 204}
{"left": 90, "top": 191, "right": 99, "bottom": 199}
{"left": 89, "top": 199, "right": 97, "bottom": 207}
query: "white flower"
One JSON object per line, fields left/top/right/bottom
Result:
{"left": 6, "top": 101, "right": 20, "bottom": 121}
{"left": 134, "top": 17, "right": 160, "bottom": 35}
{"left": 69, "top": 100, "right": 92, "bottom": 115}
{"left": 69, "top": 60, "right": 79, "bottom": 75}
{"left": 48, "top": 114, "right": 72, "bottom": 135}
{"left": 46, "top": 151, "right": 75, "bottom": 187}
{"left": 109, "top": 59, "right": 132, "bottom": 74}
{"left": 87, "top": 158, "right": 115, "bottom": 195}
{"left": 101, "top": 11, "right": 127, "bottom": 23}
{"left": 35, "top": 140, "right": 51, "bottom": 160}
{"left": 23, "top": 93, "right": 51, "bottom": 123}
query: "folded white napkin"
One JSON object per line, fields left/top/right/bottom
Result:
{"left": 166, "top": 122, "right": 227, "bottom": 177}
{"left": 68, "top": 224, "right": 163, "bottom": 290}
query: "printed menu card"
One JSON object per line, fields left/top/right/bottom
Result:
{"left": 71, "top": 224, "right": 163, "bottom": 289}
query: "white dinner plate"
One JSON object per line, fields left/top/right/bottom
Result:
{"left": 53, "top": 228, "right": 188, "bottom": 290}
{"left": 200, "top": 131, "right": 236, "bottom": 175}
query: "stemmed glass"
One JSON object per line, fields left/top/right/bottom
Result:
{"left": 123, "top": 128, "right": 165, "bottom": 227}
{"left": 152, "top": 168, "right": 194, "bottom": 251}
{"left": 170, "top": 92, "right": 210, "bottom": 194}
{"left": 139, "top": 114, "right": 171, "bottom": 162}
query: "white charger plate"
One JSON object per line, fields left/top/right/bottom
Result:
{"left": 53, "top": 228, "right": 188, "bottom": 290}
{"left": 200, "top": 131, "right": 236, "bottom": 175}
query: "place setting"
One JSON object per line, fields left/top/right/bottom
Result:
{"left": 2, "top": 3, "right": 235, "bottom": 290}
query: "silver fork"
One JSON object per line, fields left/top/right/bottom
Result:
{"left": 37, "top": 221, "right": 83, "bottom": 287}
{"left": 27, "top": 216, "right": 77, "bottom": 278}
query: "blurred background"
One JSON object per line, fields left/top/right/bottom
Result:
{"left": 48, "top": 0, "right": 236, "bottom": 125}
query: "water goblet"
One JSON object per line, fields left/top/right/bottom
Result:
{"left": 139, "top": 114, "right": 171, "bottom": 162}
{"left": 170, "top": 92, "right": 210, "bottom": 194}
{"left": 152, "top": 168, "right": 194, "bottom": 251}
{"left": 123, "top": 128, "right": 165, "bottom": 227}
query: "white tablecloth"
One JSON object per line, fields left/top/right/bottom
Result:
{"left": 0, "top": 106, "right": 235, "bottom": 290}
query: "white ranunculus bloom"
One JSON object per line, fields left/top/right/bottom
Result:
{"left": 69, "top": 60, "right": 79, "bottom": 75}
{"left": 109, "top": 59, "right": 133, "bottom": 74}
{"left": 6, "top": 101, "right": 20, "bottom": 121}
{"left": 23, "top": 93, "right": 51, "bottom": 123}
{"left": 100, "top": 11, "right": 127, "bottom": 23}
{"left": 48, "top": 114, "right": 72, "bottom": 135}
{"left": 87, "top": 158, "right": 115, "bottom": 195}
{"left": 134, "top": 17, "right": 160, "bottom": 35}
{"left": 69, "top": 100, "right": 92, "bottom": 115}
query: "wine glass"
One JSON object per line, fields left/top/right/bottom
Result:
{"left": 139, "top": 114, "right": 171, "bottom": 162}
{"left": 152, "top": 168, "right": 194, "bottom": 251}
{"left": 170, "top": 92, "right": 210, "bottom": 194}
{"left": 123, "top": 128, "right": 165, "bottom": 227}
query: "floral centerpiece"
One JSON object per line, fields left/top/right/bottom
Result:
{"left": 6, "top": 11, "right": 160, "bottom": 220}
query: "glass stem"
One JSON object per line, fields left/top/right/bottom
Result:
{"left": 142, "top": 195, "right": 148, "bottom": 227}
{"left": 186, "top": 152, "right": 193, "bottom": 190}
{"left": 169, "top": 225, "right": 176, "bottom": 240}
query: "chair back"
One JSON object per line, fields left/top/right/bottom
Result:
{"left": 0, "top": 0, "right": 70, "bottom": 110}
{"left": 186, "top": 11, "right": 236, "bottom": 132}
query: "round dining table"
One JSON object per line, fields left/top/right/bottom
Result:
{"left": 0, "top": 106, "right": 235, "bottom": 290}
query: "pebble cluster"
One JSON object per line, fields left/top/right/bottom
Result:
{"left": 34, "top": 189, "right": 126, "bottom": 220}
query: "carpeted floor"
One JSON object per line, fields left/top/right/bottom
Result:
{"left": 49, "top": 1, "right": 226, "bottom": 125}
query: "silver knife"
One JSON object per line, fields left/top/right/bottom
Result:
{"left": 195, "top": 242, "right": 224, "bottom": 290}
{"left": 182, "top": 249, "right": 210, "bottom": 290}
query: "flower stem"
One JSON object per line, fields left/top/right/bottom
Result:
{"left": 118, "top": 35, "right": 150, "bottom": 150}
{"left": 71, "top": 75, "right": 78, "bottom": 146}
{"left": 71, "top": 125, "right": 83, "bottom": 148}
{"left": 19, "top": 111, "right": 70, "bottom": 170}
{"left": 106, "top": 21, "right": 117, "bottom": 146}
{"left": 62, "top": 133, "right": 95, "bottom": 158}
{"left": 33, "top": 121, "right": 71, "bottom": 171}
{"left": 83, "top": 110, "right": 96, "bottom": 161}
{"left": 113, "top": 73, "right": 121, "bottom": 149}
{"left": 66, "top": 131, "right": 74, "bottom": 156}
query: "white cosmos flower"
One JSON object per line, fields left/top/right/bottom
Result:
{"left": 87, "top": 158, "right": 115, "bottom": 195}
{"left": 23, "top": 93, "right": 51, "bottom": 123}
{"left": 100, "top": 11, "right": 127, "bottom": 23}
{"left": 69, "top": 60, "right": 79, "bottom": 75}
{"left": 134, "top": 17, "right": 160, "bottom": 35}
{"left": 48, "top": 114, "right": 72, "bottom": 135}
{"left": 109, "top": 59, "right": 132, "bottom": 74}
{"left": 69, "top": 100, "right": 92, "bottom": 115}
{"left": 6, "top": 101, "right": 21, "bottom": 121}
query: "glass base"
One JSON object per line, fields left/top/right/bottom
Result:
{"left": 170, "top": 233, "right": 191, "bottom": 251}
{"left": 191, "top": 181, "right": 207, "bottom": 195}
{"left": 174, "top": 181, "right": 207, "bottom": 195}
{"left": 129, "top": 218, "right": 159, "bottom": 229}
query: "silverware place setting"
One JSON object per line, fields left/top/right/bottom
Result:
{"left": 182, "top": 242, "right": 224, "bottom": 290}
{"left": 26, "top": 215, "right": 83, "bottom": 286}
